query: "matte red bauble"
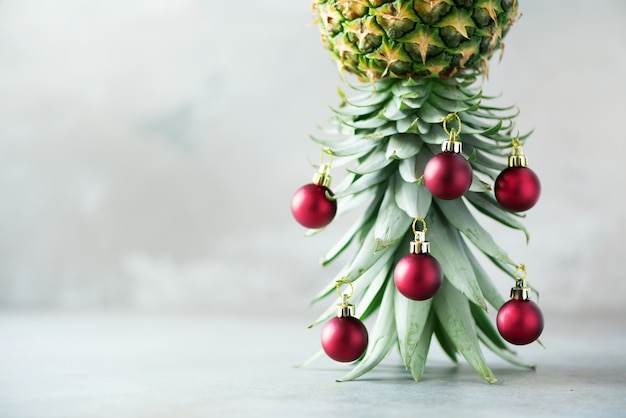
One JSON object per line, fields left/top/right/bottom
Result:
{"left": 495, "top": 166, "right": 541, "bottom": 212}
{"left": 321, "top": 316, "right": 368, "bottom": 362}
{"left": 424, "top": 151, "right": 473, "bottom": 200}
{"left": 394, "top": 253, "right": 442, "bottom": 301}
{"left": 497, "top": 299, "right": 544, "bottom": 345}
{"left": 291, "top": 183, "right": 337, "bottom": 229}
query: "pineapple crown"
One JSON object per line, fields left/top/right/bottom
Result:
{"left": 313, "top": 0, "right": 520, "bottom": 81}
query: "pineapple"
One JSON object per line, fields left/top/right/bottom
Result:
{"left": 314, "top": 0, "right": 519, "bottom": 81}
{"left": 302, "top": 0, "right": 539, "bottom": 383}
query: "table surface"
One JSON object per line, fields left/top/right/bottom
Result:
{"left": 0, "top": 311, "right": 624, "bottom": 418}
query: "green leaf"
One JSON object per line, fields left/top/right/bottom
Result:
{"left": 468, "top": 174, "right": 492, "bottom": 192}
{"left": 465, "top": 191, "right": 529, "bottom": 243}
{"left": 427, "top": 93, "right": 479, "bottom": 113}
{"left": 333, "top": 165, "right": 394, "bottom": 198}
{"left": 348, "top": 144, "right": 394, "bottom": 175}
{"left": 338, "top": 277, "right": 397, "bottom": 382}
{"left": 322, "top": 188, "right": 383, "bottom": 266}
{"left": 477, "top": 329, "right": 536, "bottom": 370}
{"left": 374, "top": 177, "right": 412, "bottom": 251}
{"left": 382, "top": 96, "right": 413, "bottom": 121}
{"left": 310, "top": 244, "right": 395, "bottom": 320}
{"left": 398, "top": 156, "right": 418, "bottom": 183}
{"left": 436, "top": 198, "right": 516, "bottom": 267}
{"left": 408, "top": 312, "right": 435, "bottom": 381}
{"left": 395, "top": 289, "right": 433, "bottom": 369}
{"left": 396, "top": 116, "right": 422, "bottom": 134}
{"left": 427, "top": 207, "right": 487, "bottom": 310}
{"left": 431, "top": 80, "right": 481, "bottom": 101}
{"left": 469, "top": 301, "right": 510, "bottom": 352}
{"left": 433, "top": 280, "right": 497, "bottom": 384}
{"left": 339, "top": 114, "right": 390, "bottom": 130}
{"left": 295, "top": 349, "right": 325, "bottom": 369}
{"left": 335, "top": 184, "right": 381, "bottom": 218}
{"left": 420, "top": 125, "right": 448, "bottom": 145}
{"left": 417, "top": 101, "right": 448, "bottom": 124}
{"left": 433, "top": 314, "right": 457, "bottom": 363}
{"left": 331, "top": 103, "right": 381, "bottom": 117}
{"left": 394, "top": 172, "right": 432, "bottom": 219}
{"left": 464, "top": 243, "right": 507, "bottom": 311}
{"left": 385, "top": 134, "right": 423, "bottom": 160}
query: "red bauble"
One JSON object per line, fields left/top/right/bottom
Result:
{"left": 394, "top": 253, "right": 442, "bottom": 300}
{"left": 495, "top": 166, "right": 541, "bottom": 212}
{"left": 321, "top": 316, "right": 368, "bottom": 362}
{"left": 424, "top": 151, "right": 473, "bottom": 200}
{"left": 291, "top": 183, "right": 337, "bottom": 229}
{"left": 497, "top": 299, "right": 544, "bottom": 345}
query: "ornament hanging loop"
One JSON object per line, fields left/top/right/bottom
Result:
{"left": 441, "top": 113, "right": 463, "bottom": 153}
{"left": 442, "top": 112, "right": 462, "bottom": 137}
{"left": 410, "top": 217, "right": 430, "bottom": 254}
{"left": 335, "top": 278, "right": 356, "bottom": 318}
{"left": 313, "top": 148, "right": 333, "bottom": 187}
{"left": 412, "top": 217, "right": 427, "bottom": 238}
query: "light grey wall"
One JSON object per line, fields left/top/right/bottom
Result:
{"left": 0, "top": 1, "right": 624, "bottom": 316}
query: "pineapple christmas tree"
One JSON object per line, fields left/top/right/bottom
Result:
{"left": 291, "top": 0, "right": 543, "bottom": 383}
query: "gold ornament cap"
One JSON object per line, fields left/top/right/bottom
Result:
{"left": 508, "top": 138, "right": 528, "bottom": 167}
{"left": 312, "top": 164, "right": 332, "bottom": 187}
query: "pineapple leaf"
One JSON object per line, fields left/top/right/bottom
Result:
{"left": 338, "top": 277, "right": 397, "bottom": 382}
{"left": 396, "top": 116, "right": 422, "bottom": 134}
{"left": 310, "top": 246, "right": 394, "bottom": 320}
{"left": 433, "top": 314, "right": 458, "bottom": 363}
{"left": 428, "top": 94, "right": 480, "bottom": 113}
{"left": 477, "top": 329, "right": 536, "bottom": 370}
{"left": 427, "top": 208, "right": 488, "bottom": 310}
{"left": 386, "top": 134, "right": 423, "bottom": 160}
{"left": 322, "top": 188, "right": 383, "bottom": 266}
{"left": 398, "top": 156, "right": 418, "bottom": 183}
{"left": 436, "top": 198, "right": 516, "bottom": 267}
{"left": 347, "top": 144, "right": 394, "bottom": 175}
{"left": 408, "top": 312, "right": 435, "bottom": 381}
{"left": 394, "top": 289, "right": 433, "bottom": 369}
{"left": 374, "top": 177, "right": 411, "bottom": 251}
{"left": 394, "top": 172, "right": 432, "bottom": 219}
{"left": 464, "top": 242, "right": 507, "bottom": 310}
{"left": 469, "top": 301, "right": 511, "bottom": 352}
{"left": 295, "top": 349, "right": 325, "bottom": 369}
{"left": 333, "top": 165, "right": 394, "bottom": 198}
{"left": 465, "top": 192, "right": 530, "bottom": 243}
{"left": 417, "top": 101, "right": 448, "bottom": 123}
{"left": 469, "top": 174, "right": 492, "bottom": 192}
{"left": 433, "top": 280, "right": 497, "bottom": 384}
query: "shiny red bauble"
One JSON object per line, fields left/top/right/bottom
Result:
{"left": 494, "top": 166, "right": 541, "bottom": 212}
{"left": 291, "top": 183, "right": 337, "bottom": 229}
{"left": 321, "top": 316, "right": 368, "bottom": 362}
{"left": 424, "top": 151, "right": 473, "bottom": 200}
{"left": 496, "top": 299, "right": 544, "bottom": 345}
{"left": 394, "top": 253, "right": 442, "bottom": 301}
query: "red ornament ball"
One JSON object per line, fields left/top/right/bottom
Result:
{"left": 497, "top": 299, "right": 544, "bottom": 345}
{"left": 291, "top": 183, "right": 337, "bottom": 229}
{"left": 394, "top": 253, "right": 442, "bottom": 301}
{"left": 321, "top": 316, "right": 368, "bottom": 362}
{"left": 494, "top": 166, "right": 541, "bottom": 212}
{"left": 424, "top": 152, "right": 473, "bottom": 200}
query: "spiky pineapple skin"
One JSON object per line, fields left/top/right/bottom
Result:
{"left": 313, "top": 0, "right": 519, "bottom": 81}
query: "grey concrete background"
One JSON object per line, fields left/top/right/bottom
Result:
{"left": 0, "top": 0, "right": 625, "bottom": 317}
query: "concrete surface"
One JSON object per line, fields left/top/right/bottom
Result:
{"left": 0, "top": 312, "right": 624, "bottom": 417}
